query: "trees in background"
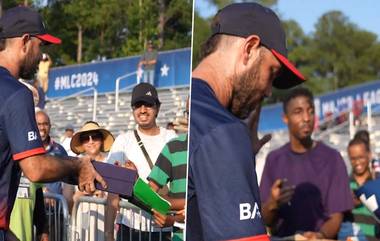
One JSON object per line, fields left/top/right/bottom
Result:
{"left": 1, "top": 0, "right": 192, "bottom": 65}
{"left": 1, "top": 0, "right": 379, "bottom": 99}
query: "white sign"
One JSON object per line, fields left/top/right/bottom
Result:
{"left": 54, "top": 72, "right": 99, "bottom": 91}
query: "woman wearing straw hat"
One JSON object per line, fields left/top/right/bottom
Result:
{"left": 70, "top": 121, "right": 114, "bottom": 241}
{"left": 70, "top": 121, "right": 114, "bottom": 162}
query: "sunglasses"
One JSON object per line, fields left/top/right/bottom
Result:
{"left": 79, "top": 132, "right": 103, "bottom": 143}
{"left": 132, "top": 102, "right": 156, "bottom": 110}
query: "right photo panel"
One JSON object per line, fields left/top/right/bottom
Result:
{"left": 187, "top": 1, "right": 380, "bottom": 241}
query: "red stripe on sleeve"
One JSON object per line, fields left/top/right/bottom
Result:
{"left": 226, "top": 234, "right": 270, "bottom": 241}
{"left": 13, "top": 147, "right": 46, "bottom": 160}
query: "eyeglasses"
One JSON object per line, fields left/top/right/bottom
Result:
{"left": 132, "top": 102, "right": 156, "bottom": 110}
{"left": 79, "top": 132, "right": 103, "bottom": 143}
{"left": 37, "top": 122, "right": 50, "bottom": 127}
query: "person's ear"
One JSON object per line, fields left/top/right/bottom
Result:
{"left": 242, "top": 35, "right": 261, "bottom": 65}
{"left": 282, "top": 113, "right": 289, "bottom": 125}
{"left": 20, "top": 34, "right": 32, "bottom": 54}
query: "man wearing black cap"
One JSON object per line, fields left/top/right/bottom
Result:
{"left": 187, "top": 3, "right": 305, "bottom": 241}
{"left": 0, "top": 6, "right": 105, "bottom": 239}
{"left": 105, "top": 83, "right": 176, "bottom": 241}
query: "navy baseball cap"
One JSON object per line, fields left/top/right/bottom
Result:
{"left": 131, "top": 83, "right": 161, "bottom": 107}
{"left": 0, "top": 6, "right": 61, "bottom": 44}
{"left": 212, "top": 3, "right": 305, "bottom": 89}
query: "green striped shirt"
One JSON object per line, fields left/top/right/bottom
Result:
{"left": 148, "top": 134, "right": 188, "bottom": 241}
{"left": 350, "top": 178, "right": 378, "bottom": 241}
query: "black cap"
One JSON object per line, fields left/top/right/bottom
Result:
{"left": 131, "top": 83, "right": 160, "bottom": 107}
{"left": 0, "top": 6, "right": 61, "bottom": 44}
{"left": 212, "top": 3, "right": 305, "bottom": 89}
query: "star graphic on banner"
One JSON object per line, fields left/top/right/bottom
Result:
{"left": 160, "top": 64, "right": 170, "bottom": 77}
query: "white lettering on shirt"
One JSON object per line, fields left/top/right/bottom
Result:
{"left": 239, "top": 202, "right": 261, "bottom": 220}
{"left": 28, "top": 131, "right": 38, "bottom": 141}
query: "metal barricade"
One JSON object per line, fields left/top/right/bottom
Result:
{"left": 71, "top": 196, "right": 172, "bottom": 241}
{"left": 117, "top": 200, "right": 172, "bottom": 241}
{"left": 71, "top": 196, "right": 107, "bottom": 241}
{"left": 43, "top": 192, "right": 71, "bottom": 241}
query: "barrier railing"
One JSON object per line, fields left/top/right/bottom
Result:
{"left": 43, "top": 192, "right": 70, "bottom": 241}
{"left": 114, "top": 71, "right": 138, "bottom": 112}
{"left": 48, "top": 87, "right": 98, "bottom": 121}
{"left": 71, "top": 196, "right": 172, "bottom": 241}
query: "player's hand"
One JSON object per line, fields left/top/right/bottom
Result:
{"left": 176, "top": 209, "right": 186, "bottom": 222}
{"left": 152, "top": 209, "right": 174, "bottom": 227}
{"left": 78, "top": 156, "right": 107, "bottom": 193}
{"left": 303, "top": 231, "right": 324, "bottom": 240}
{"left": 270, "top": 179, "right": 295, "bottom": 209}
{"left": 246, "top": 104, "right": 272, "bottom": 154}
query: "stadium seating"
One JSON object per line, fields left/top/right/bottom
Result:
{"left": 45, "top": 86, "right": 189, "bottom": 139}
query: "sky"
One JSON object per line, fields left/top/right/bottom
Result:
{"left": 195, "top": 0, "right": 380, "bottom": 38}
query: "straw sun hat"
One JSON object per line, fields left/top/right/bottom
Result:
{"left": 70, "top": 121, "right": 114, "bottom": 155}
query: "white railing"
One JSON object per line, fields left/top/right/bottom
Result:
{"left": 49, "top": 87, "right": 98, "bottom": 121}
{"left": 114, "top": 71, "right": 138, "bottom": 112}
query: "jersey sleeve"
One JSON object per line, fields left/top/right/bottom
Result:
{"left": 106, "top": 134, "right": 127, "bottom": 165}
{"left": 190, "top": 123, "right": 268, "bottom": 241}
{"left": 4, "top": 88, "right": 45, "bottom": 160}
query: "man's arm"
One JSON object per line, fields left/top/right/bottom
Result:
{"left": 105, "top": 193, "right": 119, "bottom": 241}
{"left": 33, "top": 187, "right": 49, "bottom": 241}
{"left": 147, "top": 59, "right": 157, "bottom": 65}
{"left": 152, "top": 209, "right": 185, "bottom": 228}
{"left": 303, "top": 212, "right": 343, "bottom": 239}
{"left": 19, "top": 154, "right": 106, "bottom": 193}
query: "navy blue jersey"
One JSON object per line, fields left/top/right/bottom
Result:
{"left": 0, "top": 67, "right": 45, "bottom": 229}
{"left": 186, "top": 79, "right": 269, "bottom": 241}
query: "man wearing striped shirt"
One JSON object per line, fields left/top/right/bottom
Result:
{"left": 148, "top": 133, "right": 188, "bottom": 241}
{"left": 340, "top": 137, "right": 380, "bottom": 241}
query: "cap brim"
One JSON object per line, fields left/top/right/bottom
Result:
{"left": 271, "top": 49, "right": 305, "bottom": 89}
{"left": 36, "top": 34, "right": 62, "bottom": 45}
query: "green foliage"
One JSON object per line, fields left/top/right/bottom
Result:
{"left": 33, "top": 0, "right": 191, "bottom": 65}
{"left": 302, "top": 11, "right": 380, "bottom": 93}
{"left": 192, "top": 12, "right": 211, "bottom": 68}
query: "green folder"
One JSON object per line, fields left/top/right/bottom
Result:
{"left": 133, "top": 178, "right": 171, "bottom": 215}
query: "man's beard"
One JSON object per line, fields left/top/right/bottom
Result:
{"left": 19, "top": 48, "right": 41, "bottom": 80}
{"left": 230, "top": 55, "right": 263, "bottom": 119}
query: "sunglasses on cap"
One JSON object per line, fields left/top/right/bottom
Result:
{"left": 80, "top": 132, "right": 103, "bottom": 143}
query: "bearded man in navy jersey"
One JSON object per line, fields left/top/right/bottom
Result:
{"left": 187, "top": 3, "right": 306, "bottom": 241}
{"left": 0, "top": 6, "right": 105, "bottom": 240}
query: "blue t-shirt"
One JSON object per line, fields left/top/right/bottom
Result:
{"left": 45, "top": 138, "right": 67, "bottom": 194}
{"left": 186, "top": 79, "right": 268, "bottom": 241}
{"left": 0, "top": 67, "right": 45, "bottom": 229}
{"left": 260, "top": 142, "right": 353, "bottom": 237}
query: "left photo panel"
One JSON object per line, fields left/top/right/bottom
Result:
{"left": 0, "top": 1, "right": 192, "bottom": 241}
